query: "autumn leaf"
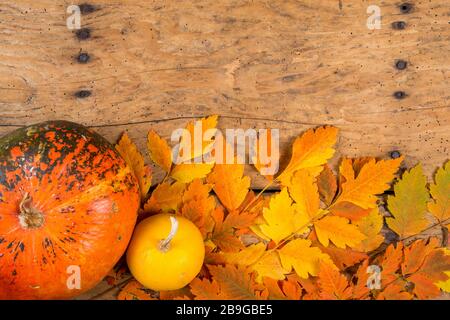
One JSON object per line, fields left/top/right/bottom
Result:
{"left": 258, "top": 188, "right": 310, "bottom": 244}
{"left": 251, "top": 250, "right": 288, "bottom": 282}
{"left": 277, "top": 126, "right": 339, "bottom": 185}
{"left": 180, "top": 179, "right": 215, "bottom": 238}
{"left": 189, "top": 277, "right": 222, "bottom": 300}
{"left": 428, "top": 161, "right": 450, "bottom": 224}
{"left": 386, "top": 164, "right": 430, "bottom": 238}
{"left": 143, "top": 181, "right": 185, "bottom": 213}
{"left": 179, "top": 115, "right": 218, "bottom": 160}
{"left": 379, "top": 242, "right": 404, "bottom": 287}
{"left": 207, "top": 163, "right": 250, "bottom": 212}
{"left": 277, "top": 239, "right": 335, "bottom": 279}
{"left": 288, "top": 169, "right": 323, "bottom": 220}
{"left": 205, "top": 265, "right": 265, "bottom": 300}
{"left": 402, "top": 239, "right": 450, "bottom": 299}
{"left": 223, "top": 243, "right": 267, "bottom": 266}
{"left": 171, "top": 162, "right": 215, "bottom": 183}
{"left": 317, "top": 263, "right": 352, "bottom": 300}
{"left": 352, "top": 260, "right": 370, "bottom": 299}
{"left": 263, "top": 277, "right": 302, "bottom": 300}
{"left": 377, "top": 283, "right": 412, "bottom": 300}
{"left": 314, "top": 216, "right": 366, "bottom": 249}
{"left": 353, "top": 208, "right": 385, "bottom": 252}
{"left": 329, "top": 201, "right": 371, "bottom": 222}
{"left": 334, "top": 157, "right": 403, "bottom": 209}
{"left": 210, "top": 207, "right": 257, "bottom": 252}
{"left": 115, "top": 132, "right": 152, "bottom": 199}
{"left": 318, "top": 244, "right": 368, "bottom": 270}
{"left": 317, "top": 164, "right": 337, "bottom": 206}
{"left": 147, "top": 130, "right": 173, "bottom": 173}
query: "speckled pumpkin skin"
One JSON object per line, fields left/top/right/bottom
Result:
{"left": 0, "top": 121, "right": 139, "bottom": 299}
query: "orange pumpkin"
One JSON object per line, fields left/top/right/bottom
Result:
{"left": 0, "top": 121, "right": 140, "bottom": 299}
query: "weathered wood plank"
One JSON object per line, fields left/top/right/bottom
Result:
{"left": 0, "top": 0, "right": 448, "bottom": 187}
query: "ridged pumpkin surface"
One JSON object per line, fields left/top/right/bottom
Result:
{"left": 0, "top": 121, "right": 139, "bottom": 299}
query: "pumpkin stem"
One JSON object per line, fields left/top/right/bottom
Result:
{"left": 159, "top": 216, "right": 179, "bottom": 252}
{"left": 19, "top": 193, "right": 44, "bottom": 229}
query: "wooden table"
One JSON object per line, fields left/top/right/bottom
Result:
{"left": 0, "top": 0, "right": 448, "bottom": 188}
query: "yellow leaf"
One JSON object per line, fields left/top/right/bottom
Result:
{"left": 180, "top": 115, "right": 218, "bottom": 160}
{"left": 334, "top": 157, "right": 403, "bottom": 209}
{"left": 147, "top": 130, "right": 172, "bottom": 172}
{"left": 277, "top": 239, "right": 335, "bottom": 279}
{"left": 436, "top": 250, "right": 450, "bottom": 292}
{"left": 428, "top": 161, "right": 450, "bottom": 224}
{"left": 353, "top": 208, "right": 385, "bottom": 252}
{"left": 171, "top": 162, "right": 214, "bottom": 183}
{"left": 251, "top": 251, "right": 288, "bottom": 282}
{"left": 277, "top": 126, "right": 338, "bottom": 185}
{"left": 115, "top": 132, "right": 152, "bottom": 199}
{"left": 314, "top": 216, "right": 366, "bottom": 249}
{"left": 386, "top": 164, "right": 430, "bottom": 238}
{"left": 223, "top": 243, "right": 267, "bottom": 266}
{"left": 207, "top": 163, "right": 250, "bottom": 211}
{"left": 258, "top": 188, "right": 310, "bottom": 244}
{"left": 143, "top": 181, "right": 185, "bottom": 213}
{"left": 288, "top": 170, "right": 321, "bottom": 220}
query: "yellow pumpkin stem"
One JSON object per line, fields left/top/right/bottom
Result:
{"left": 159, "top": 216, "right": 179, "bottom": 252}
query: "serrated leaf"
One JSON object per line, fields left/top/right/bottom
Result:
{"left": 277, "top": 239, "right": 335, "bottom": 279}
{"left": 353, "top": 208, "right": 384, "bottom": 252}
{"left": 258, "top": 188, "right": 310, "bottom": 244}
{"left": 314, "top": 216, "right": 366, "bottom": 249}
{"left": 251, "top": 251, "right": 288, "bottom": 282}
{"left": 377, "top": 282, "right": 412, "bottom": 300}
{"left": 207, "top": 265, "right": 265, "bottom": 300}
{"left": 277, "top": 126, "right": 339, "bottom": 185}
{"left": 143, "top": 181, "right": 185, "bottom": 213}
{"left": 386, "top": 165, "right": 430, "bottom": 238}
{"left": 211, "top": 207, "right": 257, "bottom": 252}
{"left": 189, "top": 277, "right": 221, "bottom": 300}
{"left": 428, "top": 161, "right": 450, "bottom": 224}
{"left": 263, "top": 277, "right": 302, "bottom": 300}
{"left": 317, "top": 263, "right": 352, "bottom": 300}
{"left": 115, "top": 132, "right": 152, "bottom": 199}
{"left": 147, "top": 130, "right": 172, "bottom": 172}
{"left": 288, "top": 170, "right": 321, "bottom": 220}
{"left": 180, "top": 179, "right": 215, "bottom": 238}
{"left": 207, "top": 163, "right": 250, "bottom": 211}
{"left": 334, "top": 157, "right": 403, "bottom": 209}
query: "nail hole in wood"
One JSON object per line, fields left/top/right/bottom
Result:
{"left": 75, "top": 28, "right": 91, "bottom": 40}
{"left": 393, "top": 91, "right": 407, "bottom": 99}
{"left": 390, "top": 150, "right": 401, "bottom": 159}
{"left": 78, "top": 3, "right": 96, "bottom": 14}
{"left": 395, "top": 60, "right": 408, "bottom": 70}
{"left": 75, "top": 90, "right": 92, "bottom": 98}
{"left": 399, "top": 3, "right": 413, "bottom": 14}
{"left": 392, "top": 21, "right": 407, "bottom": 30}
{"left": 77, "top": 52, "right": 90, "bottom": 63}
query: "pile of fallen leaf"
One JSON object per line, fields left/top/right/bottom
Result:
{"left": 113, "top": 115, "right": 449, "bottom": 300}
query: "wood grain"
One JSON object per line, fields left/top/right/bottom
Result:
{"left": 0, "top": 0, "right": 448, "bottom": 187}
